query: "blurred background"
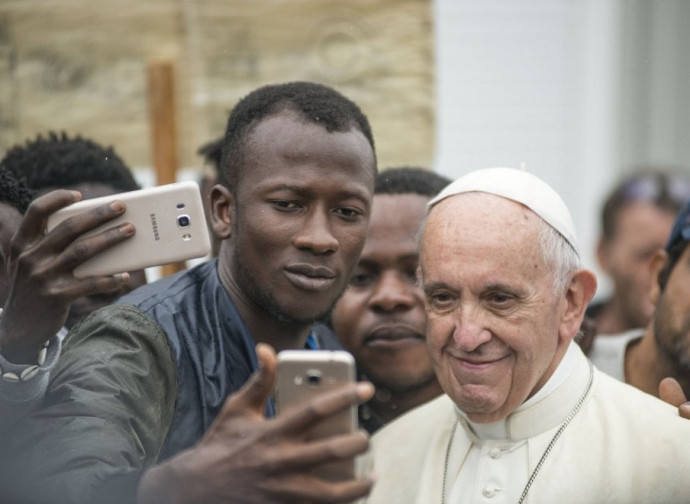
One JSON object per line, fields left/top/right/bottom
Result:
{"left": 1, "top": 0, "right": 689, "bottom": 299}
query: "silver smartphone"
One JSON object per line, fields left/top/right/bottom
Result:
{"left": 275, "top": 349, "right": 358, "bottom": 481}
{"left": 46, "top": 181, "right": 211, "bottom": 278}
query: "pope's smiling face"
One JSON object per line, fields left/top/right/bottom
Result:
{"left": 420, "top": 192, "right": 573, "bottom": 423}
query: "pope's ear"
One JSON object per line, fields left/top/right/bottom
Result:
{"left": 648, "top": 249, "right": 668, "bottom": 306}
{"left": 210, "top": 184, "right": 234, "bottom": 240}
{"left": 559, "top": 269, "right": 597, "bottom": 342}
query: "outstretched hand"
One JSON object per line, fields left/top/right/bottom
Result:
{"left": 659, "top": 377, "right": 690, "bottom": 420}
{"left": 138, "top": 343, "right": 376, "bottom": 504}
{"left": 0, "top": 190, "right": 135, "bottom": 363}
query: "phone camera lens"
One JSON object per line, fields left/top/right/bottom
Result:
{"left": 306, "top": 370, "right": 322, "bottom": 385}
{"left": 177, "top": 215, "right": 191, "bottom": 228}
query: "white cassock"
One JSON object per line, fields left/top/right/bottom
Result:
{"left": 359, "top": 343, "right": 690, "bottom": 504}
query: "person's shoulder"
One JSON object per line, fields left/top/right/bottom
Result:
{"left": 588, "top": 328, "right": 643, "bottom": 379}
{"left": 592, "top": 367, "right": 688, "bottom": 426}
{"left": 64, "top": 303, "right": 168, "bottom": 351}
{"left": 118, "top": 260, "right": 217, "bottom": 311}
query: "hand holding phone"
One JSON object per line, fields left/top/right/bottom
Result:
{"left": 138, "top": 344, "right": 375, "bottom": 503}
{"left": 275, "top": 349, "right": 358, "bottom": 481}
{"left": 46, "top": 181, "right": 211, "bottom": 278}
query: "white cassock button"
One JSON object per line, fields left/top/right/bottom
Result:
{"left": 489, "top": 447, "right": 501, "bottom": 459}
{"left": 483, "top": 487, "right": 496, "bottom": 498}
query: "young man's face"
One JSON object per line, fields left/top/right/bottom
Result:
{"left": 222, "top": 110, "right": 376, "bottom": 325}
{"left": 331, "top": 193, "right": 435, "bottom": 393}
{"left": 654, "top": 244, "right": 690, "bottom": 373}
{"left": 421, "top": 193, "right": 573, "bottom": 424}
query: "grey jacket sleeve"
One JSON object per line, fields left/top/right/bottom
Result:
{"left": 0, "top": 329, "right": 63, "bottom": 436}
{"left": 3, "top": 305, "right": 178, "bottom": 504}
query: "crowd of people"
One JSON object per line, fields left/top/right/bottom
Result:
{"left": 1, "top": 80, "right": 689, "bottom": 503}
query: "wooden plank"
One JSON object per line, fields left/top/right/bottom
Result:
{"left": 147, "top": 59, "right": 187, "bottom": 277}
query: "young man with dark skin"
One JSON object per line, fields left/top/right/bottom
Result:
{"left": 1, "top": 132, "right": 148, "bottom": 328}
{"left": 6, "top": 82, "right": 378, "bottom": 504}
{"left": 0, "top": 165, "right": 138, "bottom": 442}
{"left": 330, "top": 167, "right": 449, "bottom": 432}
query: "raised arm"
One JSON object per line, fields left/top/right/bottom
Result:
{"left": 138, "top": 344, "right": 376, "bottom": 504}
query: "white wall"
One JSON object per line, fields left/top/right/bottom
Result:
{"left": 432, "top": 0, "right": 623, "bottom": 299}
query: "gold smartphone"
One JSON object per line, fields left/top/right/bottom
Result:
{"left": 46, "top": 181, "right": 211, "bottom": 278}
{"left": 275, "top": 350, "right": 357, "bottom": 481}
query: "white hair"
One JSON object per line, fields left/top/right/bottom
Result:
{"left": 537, "top": 218, "right": 581, "bottom": 295}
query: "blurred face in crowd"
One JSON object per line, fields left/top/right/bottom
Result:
{"left": 0, "top": 202, "right": 23, "bottom": 305}
{"left": 421, "top": 193, "right": 591, "bottom": 423}
{"left": 216, "top": 110, "right": 376, "bottom": 327}
{"left": 652, "top": 244, "right": 690, "bottom": 374}
{"left": 597, "top": 201, "right": 676, "bottom": 330}
{"left": 331, "top": 193, "right": 436, "bottom": 394}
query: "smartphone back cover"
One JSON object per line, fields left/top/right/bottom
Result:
{"left": 46, "top": 181, "right": 211, "bottom": 277}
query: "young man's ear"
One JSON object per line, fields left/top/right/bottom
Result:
{"left": 648, "top": 249, "right": 668, "bottom": 306}
{"left": 210, "top": 184, "right": 234, "bottom": 240}
{"left": 559, "top": 269, "right": 598, "bottom": 343}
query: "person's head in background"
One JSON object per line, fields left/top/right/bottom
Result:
{"left": 210, "top": 81, "right": 377, "bottom": 349}
{"left": 330, "top": 167, "right": 450, "bottom": 431}
{"left": 591, "top": 169, "right": 690, "bottom": 336}
{"left": 197, "top": 137, "right": 223, "bottom": 257}
{"left": 646, "top": 198, "right": 690, "bottom": 397}
{"left": 0, "top": 132, "right": 148, "bottom": 327}
{"left": 0, "top": 167, "right": 35, "bottom": 304}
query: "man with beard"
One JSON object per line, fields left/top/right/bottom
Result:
{"left": 7, "top": 82, "right": 378, "bottom": 504}
{"left": 590, "top": 197, "right": 690, "bottom": 417}
{"left": 330, "top": 167, "right": 449, "bottom": 433}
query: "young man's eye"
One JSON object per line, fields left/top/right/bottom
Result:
{"left": 272, "top": 200, "right": 300, "bottom": 210}
{"left": 350, "top": 272, "right": 374, "bottom": 287}
{"left": 335, "top": 207, "right": 363, "bottom": 220}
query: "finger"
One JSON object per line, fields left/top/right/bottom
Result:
{"left": 659, "top": 377, "right": 687, "bottom": 407}
{"left": 263, "top": 430, "right": 370, "bottom": 474}
{"left": 264, "top": 472, "right": 375, "bottom": 504}
{"left": 679, "top": 403, "right": 690, "bottom": 420}
{"left": 275, "top": 382, "right": 374, "bottom": 436}
{"left": 41, "top": 201, "right": 128, "bottom": 254}
{"left": 12, "top": 190, "right": 81, "bottom": 249}
{"left": 50, "top": 272, "right": 132, "bottom": 301}
{"left": 53, "top": 223, "right": 135, "bottom": 273}
{"left": 217, "top": 343, "right": 278, "bottom": 418}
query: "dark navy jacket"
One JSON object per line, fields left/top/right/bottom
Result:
{"left": 118, "top": 259, "right": 343, "bottom": 460}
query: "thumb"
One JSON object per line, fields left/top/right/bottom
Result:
{"left": 659, "top": 377, "right": 688, "bottom": 407}
{"left": 220, "top": 343, "right": 277, "bottom": 417}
